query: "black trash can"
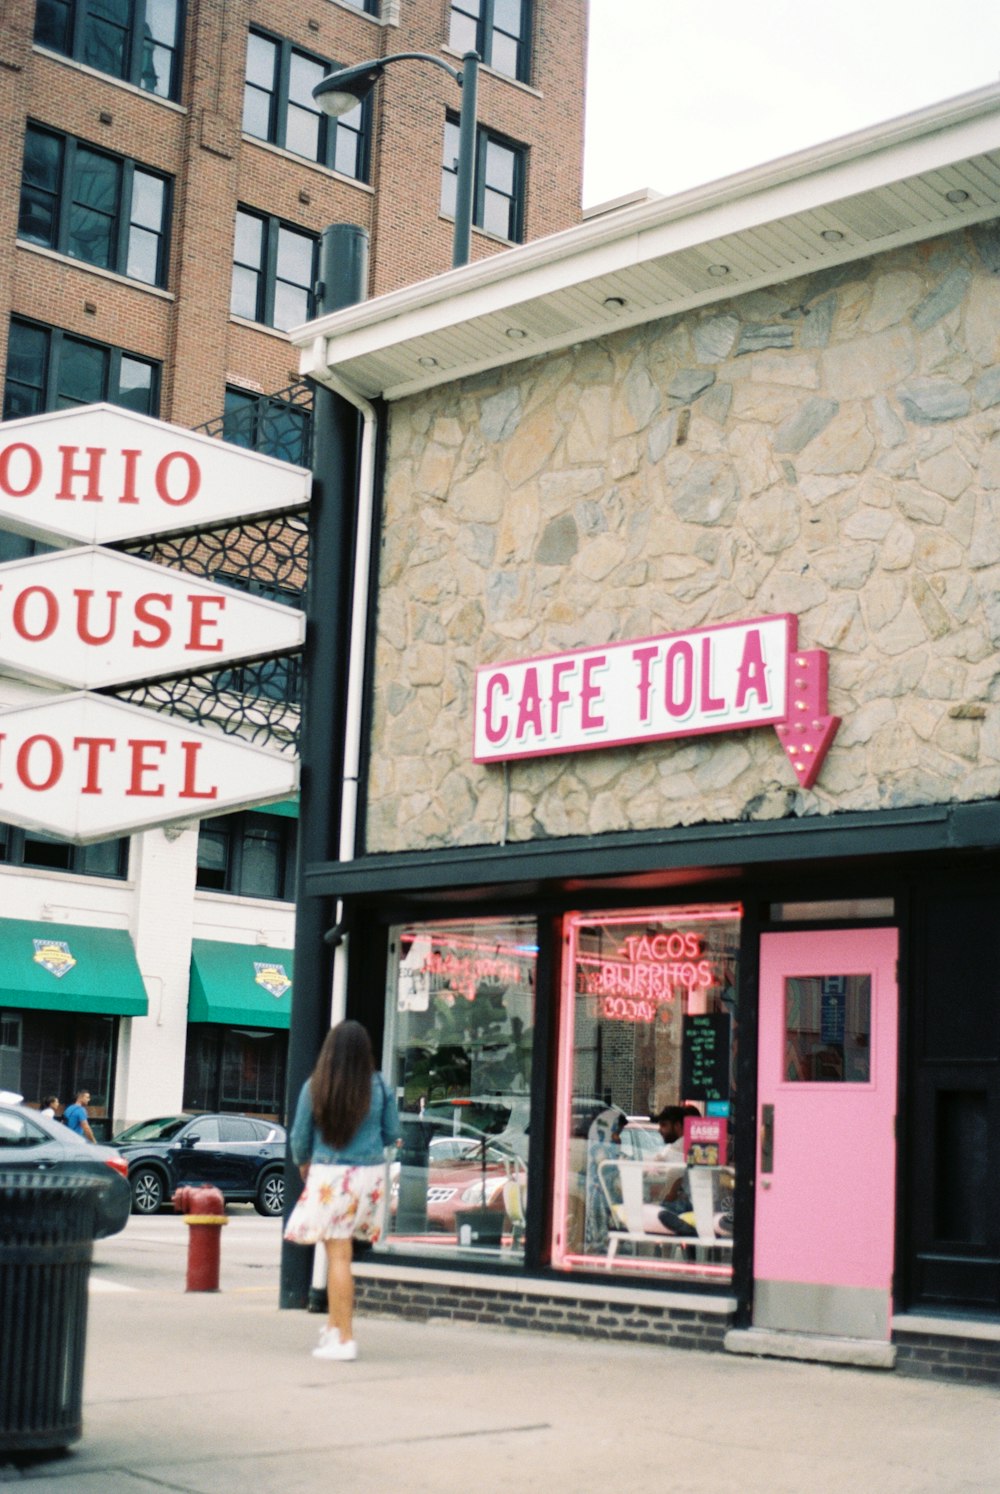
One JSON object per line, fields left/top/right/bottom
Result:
{"left": 0, "top": 1172, "right": 104, "bottom": 1453}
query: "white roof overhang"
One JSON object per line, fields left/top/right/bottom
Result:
{"left": 292, "top": 83, "right": 1000, "bottom": 404}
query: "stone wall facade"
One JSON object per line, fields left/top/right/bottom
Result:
{"left": 367, "top": 222, "right": 1000, "bottom": 855}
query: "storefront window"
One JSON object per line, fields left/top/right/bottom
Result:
{"left": 553, "top": 905, "right": 740, "bottom": 1282}
{"left": 183, "top": 1025, "right": 287, "bottom": 1117}
{"left": 381, "top": 917, "right": 536, "bottom": 1263}
{"left": 1, "top": 1008, "right": 116, "bottom": 1138}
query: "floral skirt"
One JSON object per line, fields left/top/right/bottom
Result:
{"left": 283, "top": 1163, "right": 387, "bottom": 1245}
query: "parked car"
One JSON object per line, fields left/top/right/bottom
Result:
{"left": 0, "top": 1097, "right": 131, "bottom": 1238}
{"left": 111, "top": 1112, "right": 286, "bottom": 1216}
{"left": 392, "top": 1127, "right": 522, "bottom": 1236}
{"left": 621, "top": 1121, "right": 662, "bottom": 1159}
{"left": 421, "top": 1094, "right": 531, "bottom": 1159}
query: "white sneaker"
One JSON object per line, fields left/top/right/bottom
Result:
{"left": 312, "top": 1337, "right": 358, "bottom": 1361}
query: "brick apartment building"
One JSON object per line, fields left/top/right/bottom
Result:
{"left": 0, "top": 0, "right": 588, "bottom": 1157}
{"left": 0, "top": 0, "right": 587, "bottom": 431}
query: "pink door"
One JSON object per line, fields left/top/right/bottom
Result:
{"left": 754, "top": 928, "right": 898, "bottom": 1340}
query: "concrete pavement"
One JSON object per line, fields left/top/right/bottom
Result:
{"left": 2, "top": 1274, "right": 996, "bottom": 1492}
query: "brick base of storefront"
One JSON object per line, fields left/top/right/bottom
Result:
{"left": 353, "top": 1266, "right": 1000, "bottom": 1384}
{"left": 354, "top": 1263, "right": 736, "bottom": 1352}
{"left": 891, "top": 1317, "right": 1000, "bottom": 1387}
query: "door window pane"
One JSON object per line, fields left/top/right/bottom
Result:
{"left": 784, "top": 975, "right": 871, "bottom": 1083}
{"left": 382, "top": 917, "right": 536, "bottom": 1263}
{"left": 555, "top": 906, "right": 740, "bottom": 1281}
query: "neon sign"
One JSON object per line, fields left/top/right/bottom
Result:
{"left": 473, "top": 614, "right": 839, "bottom": 788}
{"left": 576, "top": 930, "right": 718, "bottom": 1024}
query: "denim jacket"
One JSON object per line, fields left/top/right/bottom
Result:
{"left": 290, "top": 1072, "right": 400, "bottom": 1168}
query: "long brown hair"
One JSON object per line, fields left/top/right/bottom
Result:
{"left": 310, "top": 1021, "right": 375, "bottom": 1148}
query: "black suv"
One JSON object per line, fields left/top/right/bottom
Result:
{"left": 112, "top": 1113, "right": 286, "bottom": 1216}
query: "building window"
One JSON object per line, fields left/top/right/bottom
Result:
{"left": 34, "top": 0, "right": 184, "bottom": 101}
{"left": 230, "top": 209, "right": 317, "bottom": 332}
{"left": 449, "top": 0, "right": 531, "bottom": 82}
{"left": 196, "top": 811, "right": 297, "bottom": 901}
{"left": 242, "top": 30, "right": 370, "bottom": 181}
{"left": 3, "top": 317, "right": 159, "bottom": 421}
{"left": 183, "top": 1027, "right": 287, "bottom": 1117}
{"left": 19, "top": 124, "right": 170, "bottom": 287}
{"left": 441, "top": 119, "right": 525, "bottom": 242}
{"left": 211, "top": 572, "right": 303, "bottom": 706}
{"left": 554, "top": 905, "right": 740, "bottom": 1282}
{"left": 1, "top": 1009, "right": 117, "bottom": 1139}
{"left": 0, "top": 822, "right": 129, "bottom": 879}
{"left": 381, "top": 916, "right": 536, "bottom": 1262}
{"left": 222, "top": 386, "right": 311, "bottom": 466}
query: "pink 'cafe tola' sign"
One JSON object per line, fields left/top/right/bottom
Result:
{"left": 472, "top": 614, "right": 840, "bottom": 789}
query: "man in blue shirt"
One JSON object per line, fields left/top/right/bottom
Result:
{"left": 63, "top": 1089, "right": 96, "bottom": 1143}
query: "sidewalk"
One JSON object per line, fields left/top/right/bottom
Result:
{"left": 3, "top": 1277, "right": 996, "bottom": 1493}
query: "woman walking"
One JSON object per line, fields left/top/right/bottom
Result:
{"left": 284, "top": 1021, "right": 399, "bottom": 1361}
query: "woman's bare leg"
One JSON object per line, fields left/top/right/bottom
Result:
{"left": 325, "top": 1238, "right": 354, "bottom": 1343}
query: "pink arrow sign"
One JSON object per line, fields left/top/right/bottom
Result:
{"left": 773, "top": 648, "right": 841, "bottom": 789}
{"left": 472, "top": 614, "right": 841, "bottom": 789}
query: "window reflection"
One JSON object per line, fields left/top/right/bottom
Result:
{"left": 784, "top": 974, "right": 871, "bottom": 1083}
{"left": 381, "top": 917, "right": 536, "bottom": 1264}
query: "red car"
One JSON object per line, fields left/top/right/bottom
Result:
{"left": 392, "top": 1135, "right": 518, "bottom": 1236}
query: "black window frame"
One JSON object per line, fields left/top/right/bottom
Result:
{"left": 441, "top": 116, "right": 526, "bottom": 243}
{"left": 222, "top": 386, "right": 311, "bottom": 467}
{"left": 0, "top": 821, "right": 129, "bottom": 879}
{"left": 33, "top": 0, "right": 185, "bottom": 102}
{"left": 195, "top": 810, "right": 298, "bottom": 902}
{"left": 242, "top": 29, "right": 371, "bottom": 182}
{"left": 230, "top": 208, "right": 318, "bottom": 333}
{"left": 19, "top": 122, "right": 171, "bottom": 288}
{"left": 210, "top": 571, "right": 303, "bottom": 706}
{"left": 3, "top": 316, "right": 161, "bottom": 422}
{"left": 448, "top": 0, "right": 532, "bottom": 83}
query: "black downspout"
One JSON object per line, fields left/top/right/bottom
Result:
{"left": 279, "top": 223, "right": 368, "bottom": 1310}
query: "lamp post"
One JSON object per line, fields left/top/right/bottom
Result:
{"left": 313, "top": 50, "right": 480, "bottom": 269}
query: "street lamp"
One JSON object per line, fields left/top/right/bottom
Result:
{"left": 313, "top": 50, "right": 480, "bottom": 269}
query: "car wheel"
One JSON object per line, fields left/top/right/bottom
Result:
{"left": 255, "top": 1169, "right": 284, "bottom": 1217}
{"left": 130, "top": 1167, "right": 165, "bottom": 1215}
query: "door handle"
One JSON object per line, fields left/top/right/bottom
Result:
{"left": 760, "top": 1103, "right": 774, "bottom": 1174}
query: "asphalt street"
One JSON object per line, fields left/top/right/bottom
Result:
{"left": 1, "top": 1214, "right": 996, "bottom": 1493}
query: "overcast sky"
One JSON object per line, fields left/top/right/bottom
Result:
{"left": 584, "top": 0, "right": 1000, "bottom": 207}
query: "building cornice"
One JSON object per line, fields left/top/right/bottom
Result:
{"left": 292, "top": 82, "right": 1000, "bottom": 402}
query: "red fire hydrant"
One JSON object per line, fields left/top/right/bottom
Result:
{"left": 173, "top": 1184, "right": 228, "bottom": 1292}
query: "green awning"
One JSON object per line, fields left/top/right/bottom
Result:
{"left": 255, "top": 798, "right": 299, "bottom": 819}
{"left": 0, "top": 919, "right": 148, "bottom": 1016}
{"left": 189, "top": 940, "right": 293, "bottom": 1029}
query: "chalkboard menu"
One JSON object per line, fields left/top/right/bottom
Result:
{"left": 681, "top": 1013, "right": 731, "bottom": 1102}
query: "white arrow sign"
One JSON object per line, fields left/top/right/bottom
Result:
{"left": 0, "top": 547, "right": 304, "bottom": 689}
{"left": 0, "top": 404, "right": 311, "bottom": 545}
{"left": 0, "top": 692, "right": 298, "bottom": 842}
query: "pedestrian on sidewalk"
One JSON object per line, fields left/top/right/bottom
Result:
{"left": 284, "top": 1020, "right": 399, "bottom": 1362}
{"left": 63, "top": 1088, "right": 95, "bottom": 1141}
